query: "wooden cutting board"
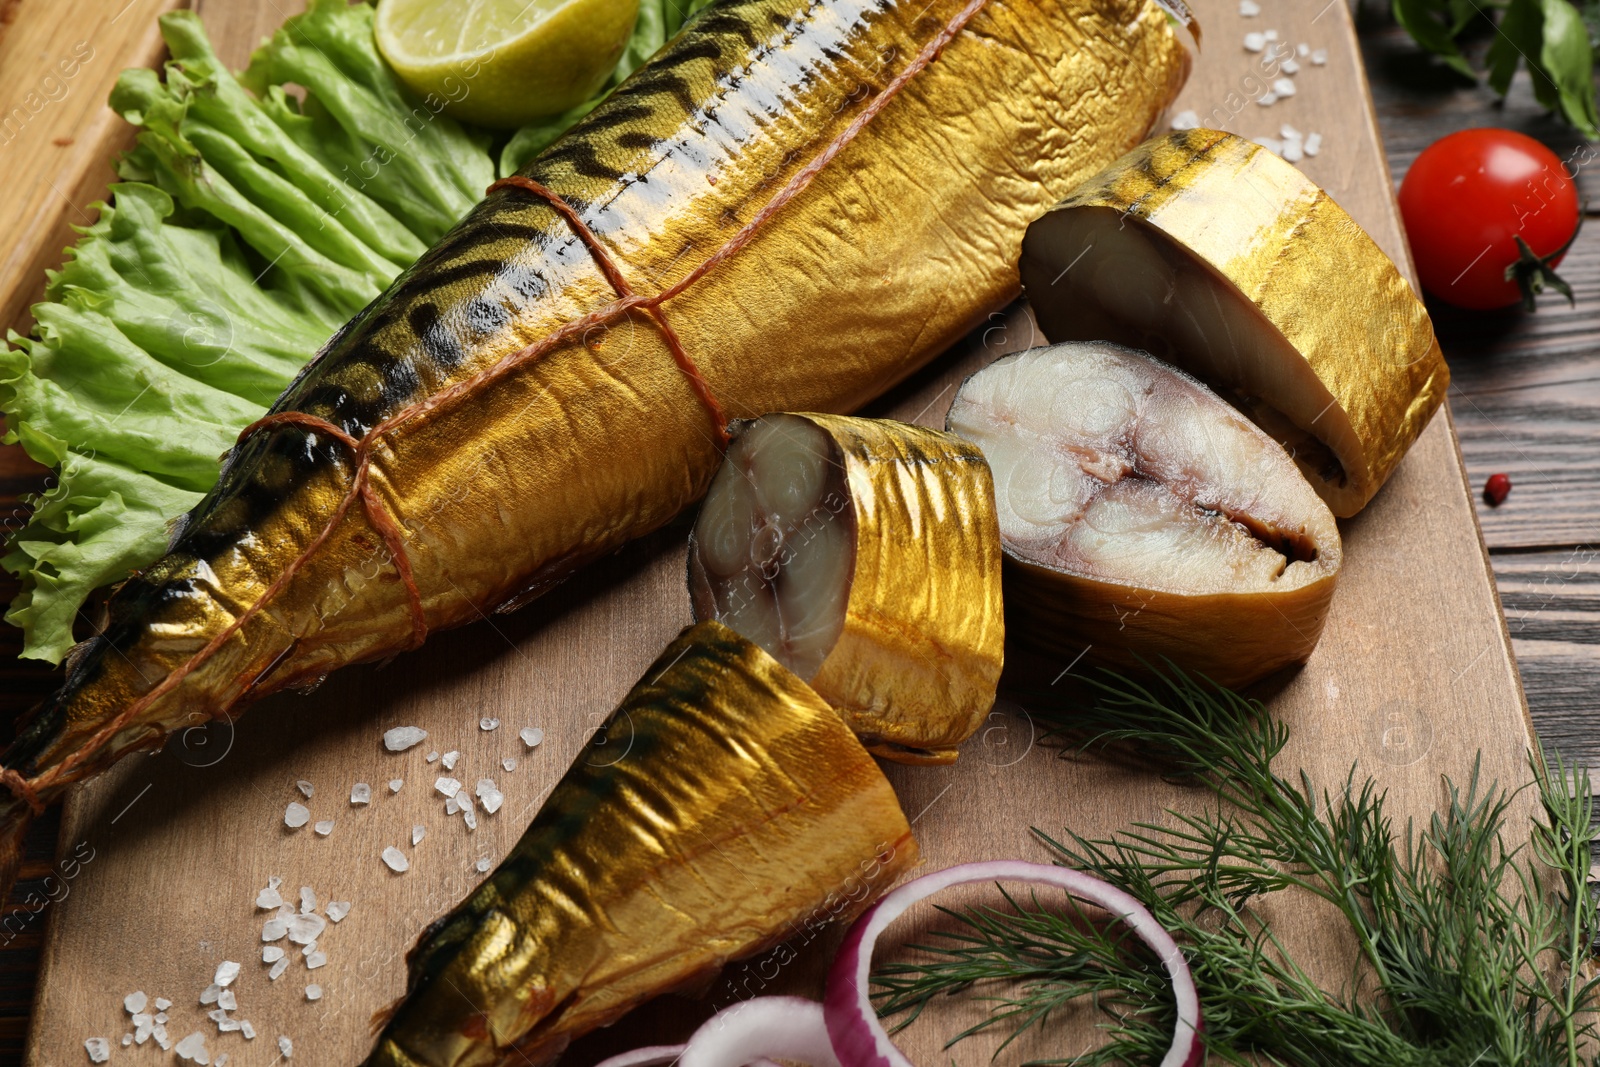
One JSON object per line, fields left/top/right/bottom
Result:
{"left": 11, "top": 0, "right": 1534, "bottom": 1063}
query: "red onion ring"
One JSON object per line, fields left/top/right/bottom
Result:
{"left": 591, "top": 862, "right": 1199, "bottom": 1067}
{"left": 593, "top": 998, "right": 838, "bottom": 1067}
{"left": 822, "top": 860, "right": 1202, "bottom": 1067}
{"left": 593, "top": 1046, "right": 687, "bottom": 1067}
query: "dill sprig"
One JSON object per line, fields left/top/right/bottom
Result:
{"left": 871, "top": 667, "right": 1600, "bottom": 1065}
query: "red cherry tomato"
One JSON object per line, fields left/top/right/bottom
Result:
{"left": 1398, "top": 128, "right": 1579, "bottom": 311}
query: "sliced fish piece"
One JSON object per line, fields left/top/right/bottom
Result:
{"left": 366, "top": 621, "right": 915, "bottom": 1066}
{"left": 689, "top": 413, "right": 1004, "bottom": 764}
{"left": 948, "top": 342, "right": 1341, "bottom": 689}
{"left": 1020, "top": 128, "right": 1447, "bottom": 517}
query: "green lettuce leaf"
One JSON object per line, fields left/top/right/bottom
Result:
{"left": 2, "top": 0, "right": 698, "bottom": 662}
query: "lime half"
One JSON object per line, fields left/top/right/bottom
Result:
{"left": 376, "top": 0, "right": 640, "bottom": 129}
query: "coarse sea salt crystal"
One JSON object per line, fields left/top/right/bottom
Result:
{"left": 426, "top": 750, "right": 440, "bottom": 763}
{"left": 287, "top": 913, "right": 326, "bottom": 944}
{"left": 1304, "top": 132, "right": 1323, "bottom": 156}
{"left": 122, "top": 1034, "right": 133, "bottom": 1047}
{"left": 1243, "top": 30, "right": 1265, "bottom": 51}
{"left": 1170, "top": 109, "right": 1200, "bottom": 131}
{"left": 412, "top": 825, "right": 426, "bottom": 846}
{"left": 442, "top": 751, "right": 461, "bottom": 771}
{"left": 262, "top": 918, "right": 288, "bottom": 941}
{"left": 133, "top": 1014, "right": 154, "bottom": 1042}
{"left": 476, "top": 857, "right": 492, "bottom": 873}
{"left": 263, "top": 946, "right": 284, "bottom": 963}
{"left": 351, "top": 782, "right": 372, "bottom": 805}
{"left": 389, "top": 779, "right": 403, "bottom": 793}
{"left": 1257, "top": 92, "right": 1278, "bottom": 106}
{"left": 1311, "top": 48, "right": 1328, "bottom": 64}
{"left": 520, "top": 727, "right": 544, "bottom": 749}
{"left": 481, "top": 717, "right": 500, "bottom": 731}
{"left": 174, "top": 1031, "right": 209, "bottom": 1062}
{"left": 307, "top": 951, "right": 327, "bottom": 970}
{"left": 284, "top": 802, "right": 310, "bottom": 828}
{"left": 383, "top": 846, "right": 410, "bottom": 873}
{"left": 214, "top": 961, "right": 241, "bottom": 987}
{"left": 1264, "top": 28, "right": 1278, "bottom": 39}
{"left": 85, "top": 1037, "right": 110, "bottom": 1063}
{"left": 241, "top": 1021, "right": 256, "bottom": 1040}
{"left": 1239, "top": 0, "right": 1260, "bottom": 13}
{"left": 296, "top": 780, "right": 313, "bottom": 798}
{"left": 200, "top": 984, "right": 221, "bottom": 1005}
{"left": 1298, "top": 42, "right": 1310, "bottom": 56}
{"left": 327, "top": 901, "right": 351, "bottom": 923}
{"left": 1272, "top": 77, "right": 1296, "bottom": 97}
{"left": 446, "top": 796, "right": 461, "bottom": 816}
{"left": 125, "top": 990, "right": 148, "bottom": 1014}
{"left": 256, "top": 884, "right": 283, "bottom": 909}
{"left": 315, "top": 820, "right": 334, "bottom": 836}
{"left": 1253, "top": 136, "right": 1284, "bottom": 155}
{"left": 435, "top": 777, "right": 462, "bottom": 798}
{"left": 1280, "top": 123, "right": 1302, "bottom": 140}
{"left": 300, "top": 886, "right": 316, "bottom": 914}
{"left": 217, "top": 990, "right": 236, "bottom": 1011}
{"left": 463, "top": 807, "right": 478, "bottom": 831}
{"left": 300, "top": 941, "right": 317, "bottom": 957}
{"left": 280, "top": 1035, "right": 294, "bottom": 1058}
{"left": 306, "top": 984, "right": 322, "bottom": 1001}
{"left": 384, "top": 726, "right": 428, "bottom": 752}
{"left": 458, "top": 788, "right": 474, "bottom": 811}
{"left": 1283, "top": 140, "right": 1305, "bottom": 162}
{"left": 155, "top": 1012, "right": 169, "bottom": 1024}
{"left": 476, "top": 779, "right": 503, "bottom": 815}
{"left": 503, "top": 757, "right": 518, "bottom": 772}
{"left": 1281, "top": 57, "right": 1300, "bottom": 74}
{"left": 218, "top": 1056, "right": 229, "bottom": 1067}
{"left": 155, "top": 997, "right": 172, "bottom": 1011}
{"left": 269, "top": 958, "right": 289, "bottom": 981}
{"left": 154, "top": 1025, "right": 172, "bottom": 1051}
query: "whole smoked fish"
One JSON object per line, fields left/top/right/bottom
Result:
{"left": 0, "top": 0, "right": 1189, "bottom": 888}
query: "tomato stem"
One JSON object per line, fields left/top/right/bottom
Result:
{"left": 1506, "top": 211, "right": 1583, "bottom": 312}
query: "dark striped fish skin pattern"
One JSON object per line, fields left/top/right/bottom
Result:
{"left": 2, "top": 0, "right": 1187, "bottom": 868}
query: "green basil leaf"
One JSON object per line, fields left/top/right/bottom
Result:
{"left": 1393, "top": 0, "right": 1478, "bottom": 78}
{"left": 1487, "top": 0, "right": 1544, "bottom": 97}
{"left": 1538, "top": 0, "right": 1600, "bottom": 137}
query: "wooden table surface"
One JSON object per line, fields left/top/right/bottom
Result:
{"left": 1, "top": 4, "right": 1597, "bottom": 1062}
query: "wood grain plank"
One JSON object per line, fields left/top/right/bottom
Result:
{"left": 1361, "top": 23, "right": 1600, "bottom": 551}
{"left": 0, "top": 1, "right": 1548, "bottom": 1064}
{"left": 0, "top": 0, "right": 186, "bottom": 336}
{"left": 1493, "top": 548, "right": 1600, "bottom": 768}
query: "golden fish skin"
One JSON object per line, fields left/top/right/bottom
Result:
{"left": 0, "top": 0, "right": 1187, "bottom": 869}
{"left": 1020, "top": 128, "right": 1447, "bottom": 518}
{"left": 690, "top": 414, "right": 1004, "bottom": 764}
{"left": 1005, "top": 561, "right": 1338, "bottom": 690}
{"left": 365, "top": 621, "right": 917, "bottom": 1067}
